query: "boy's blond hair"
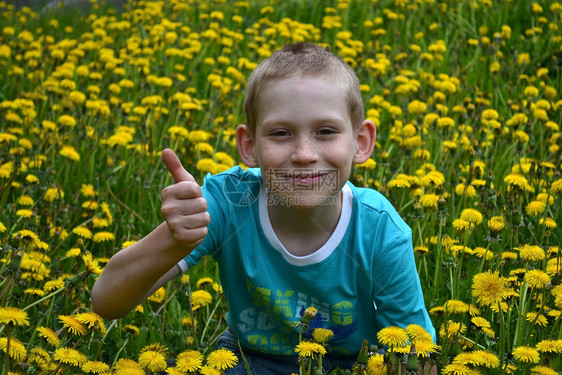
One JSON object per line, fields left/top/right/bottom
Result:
{"left": 244, "top": 42, "right": 365, "bottom": 136}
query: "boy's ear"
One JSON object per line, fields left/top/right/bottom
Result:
{"left": 236, "top": 124, "right": 259, "bottom": 167}
{"left": 353, "top": 119, "right": 377, "bottom": 164}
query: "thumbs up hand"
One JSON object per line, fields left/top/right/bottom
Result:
{"left": 161, "top": 148, "right": 210, "bottom": 250}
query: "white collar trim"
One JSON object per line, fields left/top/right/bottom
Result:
{"left": 259, "top": 183, "right": 352, "bottom": 266}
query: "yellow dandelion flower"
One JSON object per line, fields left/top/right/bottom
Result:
{"left": 471, "top": 271, "right": 507, "bottom": 307}
{"left": 377, "top": 326, "right": 409, "bottom": 348}
{"left": 194, "top": 142, "right": 214, "bottom": 155}
{"left": 530, "top": 366, "right": 558, "bottom": 375}
{"left": 452, "top": 218, "right": 472, "bottom": 232}
{"left": 196, "top": 277, "right": 215, "bottom": 289}
{"left": 481, "top": 108, "right": 499, "bottom": 121}
{"left": 442, "top": 363, "right": 472, "bottom": 375}
{"left": 44, "top": 187, "right": 64, "bottom": 202}
{"left": 73, "top": 226, "right": 93, "bottom": 239}
{"left": 25, "top": 288, "right": 46, "bottom": 297}
{"left": 138, "top": 350, "right": 167, "bottom": 373}
{"left": 58, "top": 315, "right": 87, "bottom": 336}
{"left": 444, "top": 300, "right": 469, "bottom": 314}
{"left": 76, "top": 312, "right": 105, "bottom": 334}
{"left": 37, "top": 326, "right": 60, "bottom": 346}
{"left": 505, "top": 173, "right": 533, "bottom": 192}
{"left": 182, "top": 316, "right": 197, "bottom": 327}
{"left": 526, "top": 312, "right": 548, "bottom": 326}
{"left": 114, "top": 358, "right": 144, "bottom": 375}
{"left": 388, "top": 176, "right": 411, "bottom": 188}
{"left": 455, "top": 183, "right": 476, "bottom": 198}
{"left": 206, "top": 348, "right": 238, "bottom": 370}
{"left": 0, "top": 306, "right": 29, "bottom": 326}
{"left": 29, "top": 347, "right": 51, "bottom": 371}
{"left": 536, "top": 339, "right": 562, "bottom": 354}
{"left": 57, "top": 114, "right": 76, "bottom": 127}
{"left": 539, "top": 217, "right": 556, "bottom": 228}
{"left": 214, "top": 151, "right": 235, "bottom": 167}
{"left": 93, "top": 231, "right": 115, "bottom": 243}
{"left": 191, "top": 290, "right": 212, "bottom": 309}
{"left": 44, "top": 278, "right": 65, "bottom": 291}
{"left": 463, "top": 350, "right": 499, "bottom": 368}
{"left": 0, "top": 337, "right": 27, "bottom": 362}
{"left": 82, "top": 360, "right": 110, "bottom": 374}
{"left": 407, "top": 100, "right": 427, "bottom": 115}
{"left": 16, "top": 208, "right": 33, "bottom": 218}
{"left": 512, "top": 346, "right": 540, "bottom": 363}
{"left": 199, "top": 365, "right": 221, "bottom": 375}
{"left": 53, "top": 347, "right": 88, "bottom": 367}
{"left": 526, "top": 200, "right": 546, "bottom": 216}
{"left": 60, "top": 145, "right": 80, "bottom": 161}
{"left": 488, "top": 216, "right": 505, "bottom": 232}
{"left": 471, "top": 316, "right": 495, "bottom": 337}
{"left": 460, "top": 208, "right": 483, "bottom": 225}
{"left": 439, "top": 321, "right": 466, "bottom": 340}
{"left": 188, "top": 130, "right": 212, "bottom": 143}
{"left": 17, "top": 195, "right": 34, "bottom": 206}
{"left": 419, "top": 194, "right": 440, "bottom": 210}
{"left": 115, "top": 241, "right": 135, "bottom": 251}
{"left": 404, "top": 324, "right": 433, "bottom": 342}
{"left": 295, "top": 341, "right": 327, "bottom": 358}
{"left": 168, "top": 126, "right": 189, "bottom": 139}
{"left": 412, "top": 339, "right": 438, "bottom": 358}
{"left": 176, "top": 350, "right": 203, "bottom": 372}
{"left": 147, "top": 287, "right": 165, "bottom": 303}
{"left": 550, "top": 179, "right": 562, "bottom": 194}
{"left": 80, "top": 184, "right": 97, "bottom": 197}
{"left": 82, "top": 200, "right": 99, "bottom": 210}
{"left": 357, "top": 158, "right": 377, "bottom": 170}
{"left": 196, "top": 158, "right": 217, "bottom": 174}
{"left": 525, "top": 269, "right": 551, "bottom": 289}
{"left": 366, "top": 353, "right": 387, "bottom": 374}
{"left": 123, "top": 325, "right": 140, "bottom": 335}
{"left": 518, "top": 244, "right": 545, "bottom": 262}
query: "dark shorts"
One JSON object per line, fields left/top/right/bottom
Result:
{"left": 216, "top": 329, "right": 357, "bottom": 375}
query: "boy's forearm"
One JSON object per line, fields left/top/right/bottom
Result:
{"left": 91, "top": 222, "right": 190, "bottom": 319}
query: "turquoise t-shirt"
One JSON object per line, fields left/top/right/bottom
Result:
{"left": 179, "top": 167, "right": 435, "bottom": 356}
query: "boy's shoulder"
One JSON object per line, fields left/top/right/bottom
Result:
{"left": 201, "top": 166, "right": 262, "bottom": 205}
{"left": 347, "top": 182, "right": 411, "bottom": 233}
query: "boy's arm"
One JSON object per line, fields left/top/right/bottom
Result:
{"left": 91, "top": 149, "right": 210, "bottom": 319}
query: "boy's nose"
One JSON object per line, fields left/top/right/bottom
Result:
{"left": 290, "top": 138, "right": 318, "bottom": 164}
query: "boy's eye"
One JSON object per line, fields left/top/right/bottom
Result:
{"left": 270, "top": 130, "right": 290, "bottom": 137}
{"left": 317, "top": 128, "right": 336, "bottom": 135}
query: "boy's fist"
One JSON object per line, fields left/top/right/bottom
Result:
{"left": 161, "top": 148, "right": 210, "bottom": 249}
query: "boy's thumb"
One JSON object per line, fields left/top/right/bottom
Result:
{"left": 162, "top": 148, "right": 196, "bottom": 183}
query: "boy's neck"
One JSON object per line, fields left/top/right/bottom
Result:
{"left": 267, "top": 192, "right": 342, "bottom": 257}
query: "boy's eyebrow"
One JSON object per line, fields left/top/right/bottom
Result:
{"left": 261, "top": 116, "right": 349, "bottom": 128}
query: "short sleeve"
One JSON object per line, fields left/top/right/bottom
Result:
{"left": 372, "top": 231, "right": 436, "bottom": 342}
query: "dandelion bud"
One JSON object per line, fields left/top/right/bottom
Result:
{"left": 312, "top": 328, "right": 334, "bottom": 344}
{"left": 357, "top": 340, "right": 369, "bottom": 365}
{"left": 406, "top": 344, "right": 419, "bottom": 371}
{"left": 301, "top": 306, "right": 318, "bottom": 325}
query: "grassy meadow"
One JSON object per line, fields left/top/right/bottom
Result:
{"left": 0, "top": 0, "right": 561, "bottom": 374}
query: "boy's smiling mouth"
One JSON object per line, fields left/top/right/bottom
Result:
{"left": 289, "top": 172, "right": 328, "bottom": 185}
{"left": 265, "top": 168, "right": 339, "bottom": 191}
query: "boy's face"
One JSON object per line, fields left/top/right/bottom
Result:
{"left": 238, "top": 75, "right": 374, "bottom": 209}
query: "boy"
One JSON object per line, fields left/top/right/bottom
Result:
{"left": 92, "top": 42, "right": 435, "bottom": 373}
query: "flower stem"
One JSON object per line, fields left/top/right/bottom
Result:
{"left": 22, "top": 286, "right": 65, "bottom": 311}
